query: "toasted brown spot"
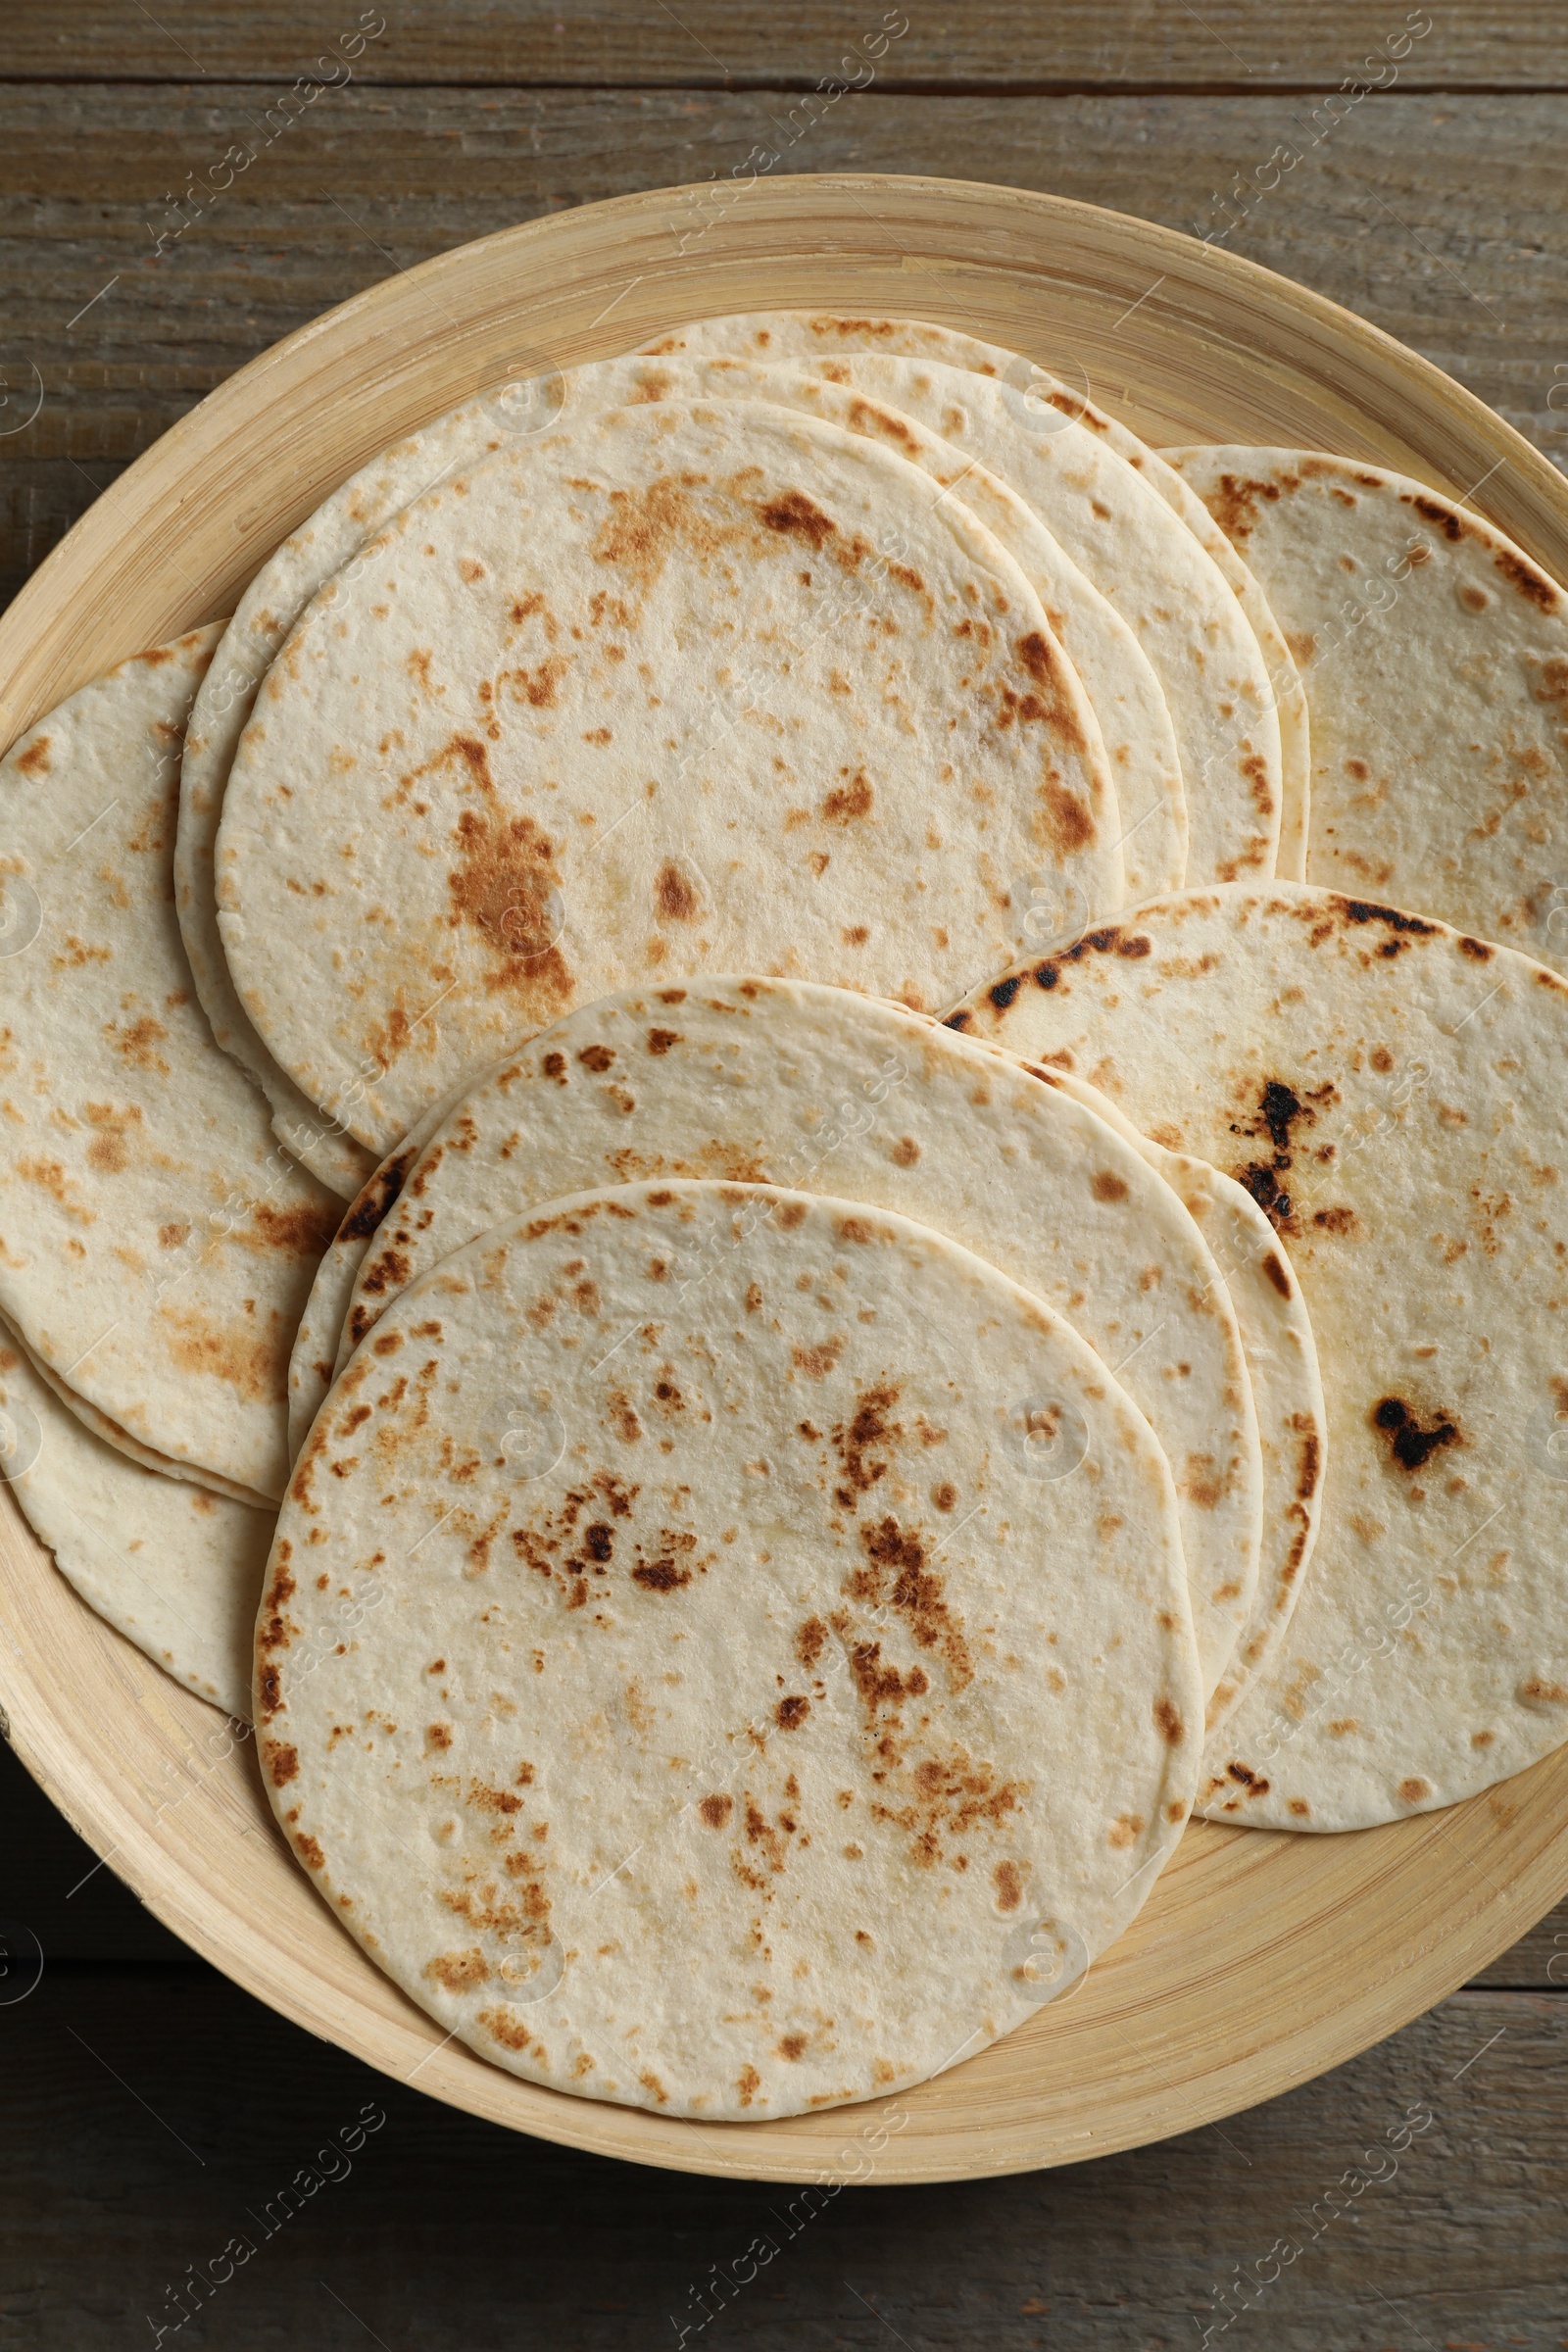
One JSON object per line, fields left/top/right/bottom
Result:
{"left": 833, "top": 1382, "right": 899, "bottom": 1501}
{"left": 266, "top": 1742, "right": 299, "bottom": 1788}
{"left": 1398, "top": 1776, "right": 1432, "bottom": 1804}
{"left": 758, "top": 489, "right": 836, "bottom": 548}
{"left": 161, "top": 1301, "right": 283, "bottom": 1404}
{"left": 1339, "top": 898, "right": 1436, "bottom": 939}
{"left": 83, "top": 1100, "right": 144, "bottom": 1176}
{"left": 1261, "top": 1251, "right": 1291, "bottom": 1298}
{"left": 632, "top": 1557, "right": 691, "bottom": 1592}
{"left": 655, "top": 860, "right": 700, "bottom": 921}
{"left": 445, "top": 786, "right": 571, "bottom": 1015}
{"left": 994, "top": 1859, "right": 1023, "bottom": 1911}
{"left": 110, "top": 1012, "right": 170, "bottom": 1073}
{"left": 699, "top": 1792, "right": 733, "bottom": 1828}
{"left": 250, "top": 1199, "right": 341, "bottom": 1258}
{"left": 1184, "top": 1453, "right": 1226, "bottom": 1510}
{"left": 821, "top": 773, "right": 872, "bottom": 824}
{"left": 427, "top": 1949, "right": 490, "bottom": 1992}
{"left": 1494, "top": 545, "right": 1559, "bottom": 612}
{"left": 1153, "top": 1697, "right": 1184, "bottom": 1745}
{"left": 1091, "top": 1170, "right": 1128, "bottom": 1203}
{"left": 856, "top": 1517, "right": 973, "bottom": 1690}
{"left": 1372, "top": 1396, "right": 1458, "bottom": 1471}
{"left": 1297, "top": 1430, "right": 1322, "bottom": 1503}
{"left": 776, "top": 1695, "right": 810, "bottom": 1730}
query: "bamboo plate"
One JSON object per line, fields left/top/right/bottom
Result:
{"left": 2, "top": 174, "right": 1566, "bottom": 2185}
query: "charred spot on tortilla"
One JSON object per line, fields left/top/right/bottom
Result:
{"left": 1372, "top": 1396, "right": 1459, "bottom": 1472}
{"left": 1336, "top": 898, "right": 1437, "bottom": 940}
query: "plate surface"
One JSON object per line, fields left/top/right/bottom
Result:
{"left": 2, "top": 173, "right": 1565, "bottom": 2184}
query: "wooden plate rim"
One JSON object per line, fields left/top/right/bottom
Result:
{"left": 2, "top": 172, "right": 1566, "bottom": 2184}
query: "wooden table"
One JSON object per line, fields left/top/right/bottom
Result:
{"left": 2, "top": 6, "right": 1566, "bottom": 2343}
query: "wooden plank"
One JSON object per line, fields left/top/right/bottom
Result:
{"left": 1471, "top": 1898, "right": 1568, "bottom": 1986}
{"left": 4, "top": 1, "right": 1564, "bottom": 91}
{"left": 2, "top": 85, "right": 1565, "bottom": 619}
{"left": 0, "top": 1736, "right": 190, "bottom": 1963}
{"left": 0, "top": 1970, "right": 1562, "bottom": 2346}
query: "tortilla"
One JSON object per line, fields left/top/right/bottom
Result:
{"left": 11, "top": 1314, "right": 276, "bottom": 1508}
{"left": 174, "top": 387, "right": 568, "bottom": 1200}
{"left": 577, "top": 355, "right": 1185, "bottom": 901}
{"left": 0, "top": 630, "right": 341, "bottom": 1503}
{"left": 217, "top": 398, "right": 1123, "bottom": 1155}
{"left": 1119, "top": 458, "right": 1309, "bottom": 883}
{"left": 654, "top": 316, "right": 1305, "bottom": 878}
{"left": 0, "top": 1319, "right": 270, "bottom": 1718}
{"left": 642, "top": 316, "right": 1284, "bottom": 886}
{"left": 286, "top": 1063, "right": 505, "bottom": 1459}
{"left": 1023, "top": 1064, "right": 1325, "bottom": 1733}
{"left": 950, "top": 883, "right": 1568, "bottom": 1827}
{"left": 1167, "top": 447, "right": 1568, "bottom": 961}
{"left": 258, "top": 1178, "right": 1200, "bottom": 2117}
{"left": 338, "top": 979, "right": 1259, "bottom": 1698}
{"left": 177, "top": 352, "right": 1179, "bottom": 1132}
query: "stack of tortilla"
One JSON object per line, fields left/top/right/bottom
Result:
{"left": 5, "top": 305, "right": 1567, "bottom": 2120}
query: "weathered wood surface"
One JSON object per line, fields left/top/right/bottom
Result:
{"left": 6, "top": 2, "right": 1564, "bottom": 90}
{"left": 3, "top": 85, "right": 1566, "bottom": 614}
{"left": 0, "top": 1962, "right": 1562, "bottom": 2348}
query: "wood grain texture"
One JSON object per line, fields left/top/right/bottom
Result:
{"left": 2, "top": 173, "right": 1567, "bottom": 2190}
{"left": 1, "top": 1970, "right": 1563, "bottom": 2348}
{"left": 1, "top": 7, "right": 1565, "bottom": 2295}
{"left": 3, "top": 86, "right": 1566, "bottom": 616}
{"left": 5, "top": 0, "right": 1564, "bottom": 90}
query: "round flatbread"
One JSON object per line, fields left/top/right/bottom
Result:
{"left": 642, "top": 315, "right": 1285, "bottom": 886}
{"left": 1023, "top": 1064, "right": 1326, "bottom": 1735}
{"left": 0, "top": 1319, "right": 270, "bottom": 1718}
{"left": 174, "top": 389, "right": 567, "bottom": 1199}
{"left": 10, "top": 1316, "right": 272, "bottom": 1508}
{"left": 0, "top": 630, "right": 340, "bottom": 1503}
{"left": 180, "top": 361, "right": 1178, "bottom": 1094}
{"left": 591, "top": 354, "right": 1185, "bottom": 901}
{"left": 217, "top": 399, "right": 1123, "bottom": 1154}
{"left": 286, "top": 1062, "right": 504, "bottom": 1460}
{"left": 339, "top": 980, "right": 1260, "bottom": 1695}
{"left": 1168, "top": 446, "right": 1568, "bottom": 960}
{"left": 259, "top": 1178, "right": 1200, "bottom": 2117}
{"left": 654, "top": 315, "right": 1305, "bottom": 878}
{"left": 951, "top": 883, "right": 1568, "bottom": 1828}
